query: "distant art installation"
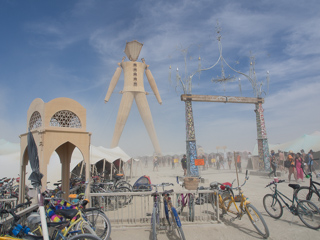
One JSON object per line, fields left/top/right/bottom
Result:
{"left": 104, "top": 40, "right": 162, "bottom": 155}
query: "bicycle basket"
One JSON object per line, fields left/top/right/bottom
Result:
{"left": 184, "top": 177, "right": 200, "bottom": 190}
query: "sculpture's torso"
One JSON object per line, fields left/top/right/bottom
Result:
{"left": 122, "top": 61, "right": 147, "bottom": 93}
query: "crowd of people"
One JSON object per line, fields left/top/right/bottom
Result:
{"left": 268, "top": 149, "right": 319, "bottom": 182}
{"left": 146, "top": 152, "right": 247, "bottom": 175}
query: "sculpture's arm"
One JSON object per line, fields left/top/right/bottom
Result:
{"left": 146, "top": 67, "right": 162, "bottom": 104}
{"left": 104, "top": 63, "right": 122, "bottom": 103}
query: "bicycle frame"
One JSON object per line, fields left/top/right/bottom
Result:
{"left": 177, "top": 193, "right": 193, "bottom": 209}
{"left": 307, "top": 175, "right": 320, "bottom": 196}
{"left": 270, "top": 186, "right": 294, "bottom": 209}
{"left": 32, "top": 210, "right": 92, "bottom": 238}
{"left": 220, "top": 189, "right": 248, "bottom": 218}
{"left": 267, "top": 183, "right": 312, "bottom": 216}
{"left": 151, "top": 185, "right": 161, "bottom": 231}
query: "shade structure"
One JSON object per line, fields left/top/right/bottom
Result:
{"left": 252, "top": 132, "right": 320, "bottom": 155}
{"left": 124, "top": 40, "right": 143, "bottom": 61}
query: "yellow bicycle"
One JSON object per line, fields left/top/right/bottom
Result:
{"left": 210, "top": 170, "right": 269, "bottom": 239}
{"left": 31, "top": 208, "right": 96, "bottom": 238}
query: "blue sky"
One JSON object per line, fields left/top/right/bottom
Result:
{"left": 1, "top": 0, "right": 320, "bottom": 157}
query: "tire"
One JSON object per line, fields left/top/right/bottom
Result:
{"left": 67, "top": 233, "right": 102, "bottom": 240}
{"left": 115, "top": 181, "right": 133, "bottom": 191}
{"left": 221, "top": 194, "right": 233, "bottom": 216}
{"left": 263, "top": 194, "right": 283, "bottom": 219}
{"left": 75, "top": 221, "right": 97, "bottom": 235}
{"left": 295, "top": 186, "right": 320, "bottom": 209}
{"left": 171, "top": 207, "right": 186, "bottom": 240}
{"left": 297, "top": 199, "right": 320, "bottom": 230}
{"left": 246, "top": 203, "right": 269, "bottom": 239}
{"left": 152, "top": 207, "right": 157, "bottom": 240}
{"left": 83, "top": 210, "right": 111, "bottom": 240}
{"left": 188, "top": 194, "right": 195, "bottom": 222}
{"left": 176, "top": 194, "right": 184, "bottom": 214}
{"left": 116, "top": 186, "right": 132, "bottom": 205}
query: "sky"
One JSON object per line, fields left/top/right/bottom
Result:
{"left": 1, "top": 0, "right": 320, "bottom": 158}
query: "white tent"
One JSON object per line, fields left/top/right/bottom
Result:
{"left": 0, "top": 139, "right": 132, "bottom": 185}
{"left": 252, "top": 132, "right": 320, "bottom": 155}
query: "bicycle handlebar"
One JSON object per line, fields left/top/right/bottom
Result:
{"left": 151, "top": 183, "right": 174, "bottom": 187}
{"left": 265, "top": 179, "right": 285, "bottom": 188}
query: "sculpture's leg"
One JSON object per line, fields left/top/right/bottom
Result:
{"left": 135, "top": 93, "right": 161, "bottom": 155}
{"left": 110, "top": 92, "right": 135, "bottom": 148}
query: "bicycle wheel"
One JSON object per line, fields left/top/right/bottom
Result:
{"left": 75, "top": 221, "right": 97, "bottom": 235}
{"left": 152, "top": 207, "right": 157, "bottom": 240}
{"left": 221, "top": 193, "right": 233, "bottom": 216}
{"left": 116, "top": 186, "right": 132, "bottom": 205}
{"left": 295, "top": 186, "right": 320, "bottom": 209}
{"left": 67, "top": 233, "right": 103, "bottom": 240}
{"left": 176, "top": 194, "right": 184, "bottom": 214}
{"left": 171, "top": 207, "right": 186, "bottom": 240}
{"left": 297, "top": 199, "right": 320, "bottom": 229}
{"left": 246, "top": 203, "right": 269, "bottom": 239}
{"left": 188, "top": 194, "right": 195, "bottom": 222}
{"left": 263, "top": 194, "right": 283, "bottom": 219}
{"left": 83, "top": 210, "right": 111, "bottom": 240}
{"left": 115, "top": 180, "right": 133, "bottom": 191}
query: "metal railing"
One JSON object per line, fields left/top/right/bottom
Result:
{"left": 90, "top": 189, "right": 219, "bottom": 227}
{"left": 0, "top": 204, "right": 38, "bottom": 226}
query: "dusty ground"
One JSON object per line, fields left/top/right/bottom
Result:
{"left": 109, "top": 161, "right": 319, "bottom": 239}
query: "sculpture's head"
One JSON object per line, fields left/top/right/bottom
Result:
{"left": 124, "top": 40, "right": 143, "bottom": 61}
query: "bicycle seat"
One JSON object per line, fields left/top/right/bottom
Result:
{"left": 220, "top": 182, "right": 232, "bottom": 190}
{"left": 209, "top": 181, "right": 219, "bottom": 189}
{"left": 47, "top": 220, "right": 70, "bottom": 229}
{"left": 83, "top": 207, "right": 100, "bottom": 212}
{"left": 55, "top": 208, "right": 78, "bottom": 219}
{"left": 162, "top": 189, "right": 174, "bottom": 196}
{"left": 151, "top": 192, "right": 159, "bottom": 197}
{"left": 114, "top": 175, "right": 124, "bottom": 180}
{"left": 288, "top": 184, "right": 300, "bottom": 190}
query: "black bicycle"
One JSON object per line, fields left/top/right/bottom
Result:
{"left": 295, "top": 170, "right": 320, "bottom": 210}
{"left": 263, "top": 179, "right": 320, "bottom": 229}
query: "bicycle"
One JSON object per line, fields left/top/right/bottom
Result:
{"left": 1, "top": 206, "right": 102, "bottom": 240}
{"left": 295, "top": 169, "right": 320, "bottom": 209}
{"left": 0, "top": 201, "right": 98, "bottom": 240}
{"left": 44, "top": 191, "right": 111, "bottom": 240}
{"left": 211, "top": 170, "right": 269, "bottom": 239}
{"left": 150, "top": 183, "right": 185, "bottom": 240}
{"left": 90, "top": 182, "right": 131, "bottom": 210}
{"left": 263, "top": 178, "right": 320, "bottom": 229}
{"left": 176, "top": 176, "right": 195, "bottom": 222}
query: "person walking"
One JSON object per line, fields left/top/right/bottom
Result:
{"left": 307, "top": 150, "right": 318, "bottom": 177}
{"left": 228, "top": 155, "right": 232, "bottom": 170}
{"left": 181, "top": 155, "right": 187, "bottom": 176}
{"left": 153, "top": 156, "right": 159, "bottom": 171}
{"left": 295, "top": 152, "right": 304, "bottom": 182}
{"left": 171, "top": 156, "right": 175, "bottom": 169}
{"left": 278, "top": 150, "right": 286, "bottom": 173}
{"left": 236, "top": 153, "right": 242, "bottom": 173}
{"left": 288, "top": 154, "right": 296, "bottom": 182}
{"left": 268, "top": 154, "right": 277, "bottom": 178}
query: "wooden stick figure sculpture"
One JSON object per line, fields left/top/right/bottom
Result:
{"left": 104, "top": 40, "right": 162, "bottom": 155}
